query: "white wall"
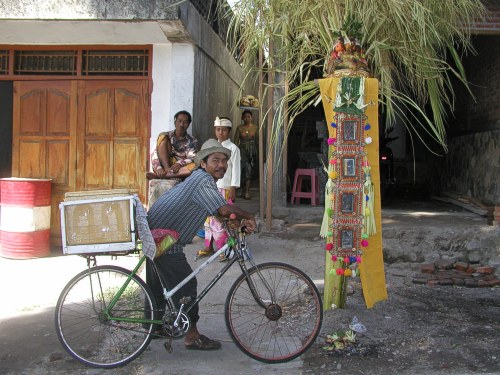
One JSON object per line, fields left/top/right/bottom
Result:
{"left": 150, "top": 43, "right": 195, "bottom": 161}
{"left": 170, "top": 43, "right": 195, "bottom": 127}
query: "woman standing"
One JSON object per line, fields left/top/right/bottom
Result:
{"left": 234, "top": 110, "right": 258, "bottom": 199}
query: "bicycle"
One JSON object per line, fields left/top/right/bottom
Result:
{"left": 54, "top": 224, "right": 323, "bottom": 369}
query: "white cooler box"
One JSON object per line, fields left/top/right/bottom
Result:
{"left": 60, "top": 189, "right": 137, "bottom": 255}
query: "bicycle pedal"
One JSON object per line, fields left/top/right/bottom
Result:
{"left": 179, "top": 296, "right": 191, "bottom": 304}
{"left": 163, "top": 339, "right": 173, "bottom": 353}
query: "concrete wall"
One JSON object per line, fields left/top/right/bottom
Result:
{"left": 429, "top": 35, "right": 500, "bottom": 203}
{"left": 178, "top": 2, "right": 252, "bottom": 144}
{"left": 0, "top": 0, "right": 179, "bottom": 19}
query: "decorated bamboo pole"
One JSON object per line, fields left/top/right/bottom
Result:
{"left": 319, "top": 33, "right": 386, "bottom": 310}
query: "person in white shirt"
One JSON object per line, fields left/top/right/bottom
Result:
{"left": 197, "top": 117, "right": 241, "bottom": 258}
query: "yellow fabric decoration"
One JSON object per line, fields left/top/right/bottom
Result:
{"left": 319, "top": 77, "right": 387, "bottom": 309}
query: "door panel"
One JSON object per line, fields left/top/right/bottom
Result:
{"left": 18, "top": 140, "right": 45, "bottom": 178}
{"left": 83, "top": 141, "right": 111, "bottom": 189}
{"left": 13, "top": 81, "right": 76, "bottom": 247}
{"left": 46, "top": 89, "right": 71, "bottom": 135}
{"left": 77, "top": 80, "right": 148, "bottom": 201}
{"left": 46, "top": 140, "right": 70, "bottom": 185}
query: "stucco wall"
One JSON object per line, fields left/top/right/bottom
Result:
{"left": 0, "top": 0, "right": 178, "bottom": 19}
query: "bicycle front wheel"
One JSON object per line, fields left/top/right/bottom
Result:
{"left": 225, "top": 262, "right": 323, "bottom": 363}
{"left": 54, "top": 265, "right": 156, "bottom": 368}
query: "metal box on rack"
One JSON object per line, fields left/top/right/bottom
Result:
{"left": 59, "top": 189, "right": 136, "bottom": 255}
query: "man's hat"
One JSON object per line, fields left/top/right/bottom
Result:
{"left": 194, "top": 139, "right": 232, "bottom": 166}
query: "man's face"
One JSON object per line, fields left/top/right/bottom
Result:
{"left": 201, "top": 152, "right": 228, "bottom": 180}
{"left": 174, "top": 113, "right": 191, "bottom": 136}
{"left": 215, "top": 127, "right": 231, "bottom": 142}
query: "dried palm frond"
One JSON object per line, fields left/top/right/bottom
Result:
{"left": 221, "top": 0, "right": 486, "bottom": 153}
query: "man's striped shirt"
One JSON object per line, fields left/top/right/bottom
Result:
{"left": 147, "top": 168, "right": 227, "bottom": 254}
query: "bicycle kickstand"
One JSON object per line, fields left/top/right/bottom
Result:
{"left": 164, "top": 339, "right": 173, "bottom": 353}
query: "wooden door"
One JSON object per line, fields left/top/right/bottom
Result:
{"left": 13, "top": 79, "right": 149, "bottom": 247}
{"left": 76, "top": 80, "right": 148, "bottom": 201}
{"left": 12, "top": 81, "right": 78, "bottom": 245}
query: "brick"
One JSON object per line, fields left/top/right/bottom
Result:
{"left": 439, "top": 279, "right": 454, "bottom": 286}
{"left": 452, "top": 278, "right": 465, "bottom": 286}
{"left": 455, "top": 270, "right": 473, "bottom": 278}
{"left": 476, "top": 266, "right": 495, "bottom": 274}
{"left": 435, "top": 260, "right": 454, "bottom": 270}
{"left": 454, "top": 262, "right": 469, "bottom": 271}
{"left": 421, "top": 264, "right": 435, "bottom": 274}
{"left": 466, "top": 265, "right": 476, "bottom": 273}
{"left": 464, "top": 279, "right": 478, "bottom": 288}
{"left": 478, "top": 279, "right": 500, "bottom": 287}
{"left": 427, "top": 280, "right": 440, "bottom": 287}
{"left": 436, "top": 271, "right": 454, "bottom": 279}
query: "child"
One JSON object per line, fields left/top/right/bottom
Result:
{"left": 197, "top": 117, "right": 241, "bottom": 258}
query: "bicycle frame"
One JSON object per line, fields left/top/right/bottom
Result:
{"left": 87, "top": 233, "right": 276, "bottom": 328}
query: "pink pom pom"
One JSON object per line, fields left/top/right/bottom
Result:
{"left": 344, "top": 256, "right": 350, "bottom": 264}
{"left": 327, "top": 138, "right": 335, "bottom": 145}
{"left": 326, "top": 243, "right": 333, "bottom": 251}
{"left": 356, "top": 256, "right": 362, "bottom": 263}
{"left": 361, "top": 239, "right": 369, "bottom": 247}
{"left": 329, "top": 158, "right": 336, "bottom": 165}
{"left": 338, "top": 268, "right": 345, "bottom": 275}
{"left": 331, "top": 255, "right": 337, "bottom": 261}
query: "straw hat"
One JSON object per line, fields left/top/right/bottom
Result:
{"left": 194, "top": 139, "right": 231, "bottom": 166}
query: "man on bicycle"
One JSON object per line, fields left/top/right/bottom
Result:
{"left": 147, "top": 138, "right": 257, "bottom": 351}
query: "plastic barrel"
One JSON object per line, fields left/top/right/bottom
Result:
{"left": 0, "top": 178, "right": 52, "bottom": 259}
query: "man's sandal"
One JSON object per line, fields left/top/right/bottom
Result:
{"left": 196, "top": 248, "right": 214, "bottom": 258}
{"left": 185, "top": 335, "right": 221, "bottom": 351}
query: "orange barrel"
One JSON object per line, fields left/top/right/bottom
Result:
{"left": 0, "top": 178, "right": 52, "bottom": 259}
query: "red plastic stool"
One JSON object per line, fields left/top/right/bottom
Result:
{"left": 290, "top": 168, "right": 319, "bottom": 206}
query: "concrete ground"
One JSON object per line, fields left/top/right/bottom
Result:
{"left": 0, "top": 189, "right": 498, "bottom": 374}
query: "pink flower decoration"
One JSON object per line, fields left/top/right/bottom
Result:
{"left": 327, "top": 138, "right": 335, "bottom": 145}
{"left": 331, "top": 255, "right": 337, "bottom": 261}
{"left": 326, "top": 243, "right": 334, "bottom": 251}
{"left": 329, "top": 159, "right": 336, "bottom": 165}
{"left": 356, "top": 256, "right": 362, "bottom": 263}
{"left": 361, "top": 239, "right": 369, "bottom": 247}
{"left": 344, "top": 256, "right": 350, "bottom": 264}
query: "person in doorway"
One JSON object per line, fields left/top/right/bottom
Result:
{"left": 197, "top": 117, "right": 241, "bottom": 259}
{"left": 147, "top": 110, "right": 199, "bottom": 180}
{"left": 147, "top": 139, "right": 256, "bottom": 350}
{"left": 234, "top": 110, "right": 258, "bottom": 199}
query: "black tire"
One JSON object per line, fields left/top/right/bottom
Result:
{"left": 225, "top": 262, "right": 323, "bottom": 363}
{"left": 54, "top": 265, "right": 156, "bottom": 368}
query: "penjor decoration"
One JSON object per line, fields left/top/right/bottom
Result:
{"left": 320, "top": 75, "right": 384, "bottom": 310}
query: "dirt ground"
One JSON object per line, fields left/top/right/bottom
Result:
{"left": 303, "top": 262, "right": 500, "bottom": 375}
{"left": 1, "top": 197, "right": 499, "bottom": 374}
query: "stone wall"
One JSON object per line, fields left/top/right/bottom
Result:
{"left": 433, "top": 130, "right": 500, "bottom": 203}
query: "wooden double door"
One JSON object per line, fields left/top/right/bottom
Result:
{"left": 12, "top": 80, "right": 149, "bottom": 246}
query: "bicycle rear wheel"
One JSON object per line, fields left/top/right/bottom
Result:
{"left": 54, "top": 265, "right": 156, "bottom": 368}
{"left": 225, "top": 262, "right": 323, "bottom": 363}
